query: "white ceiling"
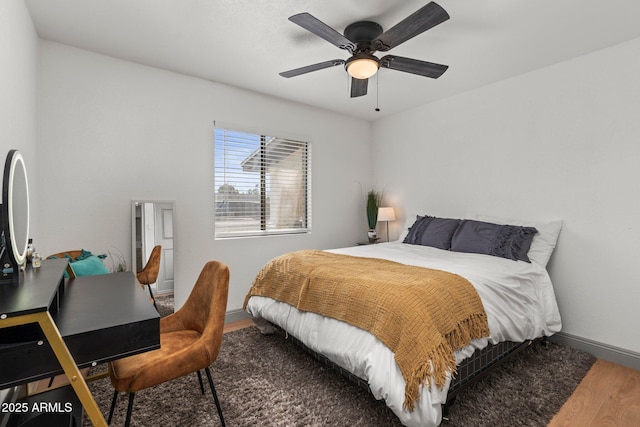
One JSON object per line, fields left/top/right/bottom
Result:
{"left": 24, "top": 0, "right": 640, "bottom": 122}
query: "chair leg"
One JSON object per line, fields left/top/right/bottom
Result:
{"left": 108, "top": 390, "right": 119, "bottom": 424}
{"left": 124, "top": 392, "right": 135, "bottom": 427}
{"left": 147, "top": 285, "right": 157, "bottom": 309}
{"left": 196, "top": 370, "right": 205, "bottom": 394}
{"left": 204, "top": 367, "right": 226, "bottom": 427}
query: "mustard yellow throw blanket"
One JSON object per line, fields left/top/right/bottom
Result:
{"left": 244, "top": 249, "right": 489, "bottom": 410}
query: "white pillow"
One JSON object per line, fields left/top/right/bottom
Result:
{"left": 469, "top": 214, "right": 562, "bottom": 267}
{"left": 397, "top": 213, "right": 417, "bottom": 242}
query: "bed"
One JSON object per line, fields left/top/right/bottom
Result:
{"left": 244, "top": 215, "right": 563, "bottom": 427}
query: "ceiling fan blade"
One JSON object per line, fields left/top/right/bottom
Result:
{"left": 280, "top": 59, "right": 345, "bottom": 78}
{"left": 350, "top": 78, "right": 368, "bottom": 98}
{"left": 289, "top": 13, "right": 356, "bottom": 53}
{"left": 380, "top": 55, "right": 448, "bottom": 78}
{"left": 373, "top": 2, "right": 449, "bottom": 52}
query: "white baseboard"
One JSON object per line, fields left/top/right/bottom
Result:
{"left": 225, "top": 308, "right": 252, "bottom": 324}
{"left": 550, "top": 332, "right": 640, "bottom": 371}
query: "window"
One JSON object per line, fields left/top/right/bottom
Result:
{"left": 214, "top": 127, "right": 311, "bottom": 238}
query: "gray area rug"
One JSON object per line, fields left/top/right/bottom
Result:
{"left": 87, "top": 296, "right": 595, "bottom": 426}
{"left": 154, "top": 293, "right": 174, "bottom": 317}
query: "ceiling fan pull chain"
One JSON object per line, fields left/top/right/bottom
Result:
{"left": 375, "top": 73, "right": 380, "bottom": 112}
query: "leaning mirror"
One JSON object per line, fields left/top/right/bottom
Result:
{"left": 131, "top": 201, "right": 174, "bottom": 294}
{"left": 1, "top": 150, "right": 30, "bottom": 283}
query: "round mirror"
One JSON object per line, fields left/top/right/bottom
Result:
{"left": 3, "top": 150, "right": 30, "bottom": 269}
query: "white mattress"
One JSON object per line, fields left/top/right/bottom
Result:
{"left": 246, "top": 242, "right": 562, "bottom": 427}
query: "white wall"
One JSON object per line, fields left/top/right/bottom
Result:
{"left": 0, "top": 0, "right": 39, "bottom": 238}
{"left": 37, "top": 41, "right": 372, "bottom": 311}
{"left": 372, "top": 37, "right": 640, "bottom": 354}
{"left": 0, "top": 0, "right": 39, "bottom": 406}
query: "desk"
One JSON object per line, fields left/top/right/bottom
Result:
{"left": 0, "top": 259, "right": 160, "bottom": 426}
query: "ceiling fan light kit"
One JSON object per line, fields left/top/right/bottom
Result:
{"left": 280, "top": 1, "right": 450, "bottom": 98}
{"left": 346, "top": 54, "right": 379, "bottom": 79}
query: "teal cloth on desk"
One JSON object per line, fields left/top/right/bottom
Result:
{"left": 51, "top": 249, "right": 109, "bottom": 277}
{"left": 69, "top": 255, "right": 109, "bottom": 276}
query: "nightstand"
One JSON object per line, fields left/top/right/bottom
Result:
{"left": 357, "top": 239, "right": 379, "bottom": 245}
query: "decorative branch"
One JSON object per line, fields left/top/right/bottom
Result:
{"left": 105, "top": 246, "right": 128, "bottom": 273}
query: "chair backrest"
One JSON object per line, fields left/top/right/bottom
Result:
{"left": 172, "top": 260, "right": 229, "bottom": 363}
{"left": 136, "top": 245, "right": 162, "bottom": 285}
{"left": 46, "top": 250, "right": 84, "bottom": 260}
{"left": 46, "top": 250, "right": 84, "bottom": 278}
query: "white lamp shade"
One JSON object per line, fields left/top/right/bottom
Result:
{"left": 377, "top": 207, "right": 396, "bottom": 222}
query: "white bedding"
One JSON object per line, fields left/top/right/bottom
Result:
{"left": 245, "top": 241, "right": 562, "bottom": 427}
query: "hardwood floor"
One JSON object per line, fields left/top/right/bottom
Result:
{"left": 548, "top": 359, "right": 640, "bottom": 427}
{"left": 223, "top": 317, "right": 255, "bottom": 333}
{"left": 228, "top": 319, "right": 640, "bottom": 427}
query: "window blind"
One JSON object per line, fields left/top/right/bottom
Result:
{"left": 214, "top": 127, "right": 311, "bottom": 238}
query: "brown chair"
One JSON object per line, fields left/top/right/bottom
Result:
{"left": 136, "top": 245, "right": 161, "bottom": 309}
{"left": 47, "top": 250, "right": 84, "bottom": 260}
{"left": 46, "top": 250, "right": 85, "bottom": 278}
{"left": 107, "top": 260, "right": 229, "bottom": 427}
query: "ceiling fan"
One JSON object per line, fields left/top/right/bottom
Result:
{"left": 279, "top": 1, "right": 450, "bottom": 98}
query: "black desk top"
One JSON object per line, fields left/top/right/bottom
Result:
{"left": 0, "top": 258, "right": 69, "bottom": 318}
{"left": 54, "top": 271, "right": 159, "bottom": 335}
{"left": 0, "top": 259, "right": 160, "bottom": 388}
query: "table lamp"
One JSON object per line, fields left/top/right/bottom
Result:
{"left": 377, "top": 207, "right": 396, "bottom": 242}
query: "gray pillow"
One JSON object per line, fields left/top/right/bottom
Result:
{"left": 403, "top": 215, "right": 461, "bottom": 250}
{"left": 450, "top": 219, "right": 538, "bottom": 262}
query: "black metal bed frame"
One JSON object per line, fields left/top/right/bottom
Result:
{"left": 280, "top": 328, "right": 544, "bottom": 419}
{"left": 442, "top": 338, "right": 544, "bottom": 418}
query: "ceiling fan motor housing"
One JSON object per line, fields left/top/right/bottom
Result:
{"left": 344, "top": 21, "right": 383, "bottom": 50}
{"left": 343, "top": 21, "right": 383, "bottom": 79}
